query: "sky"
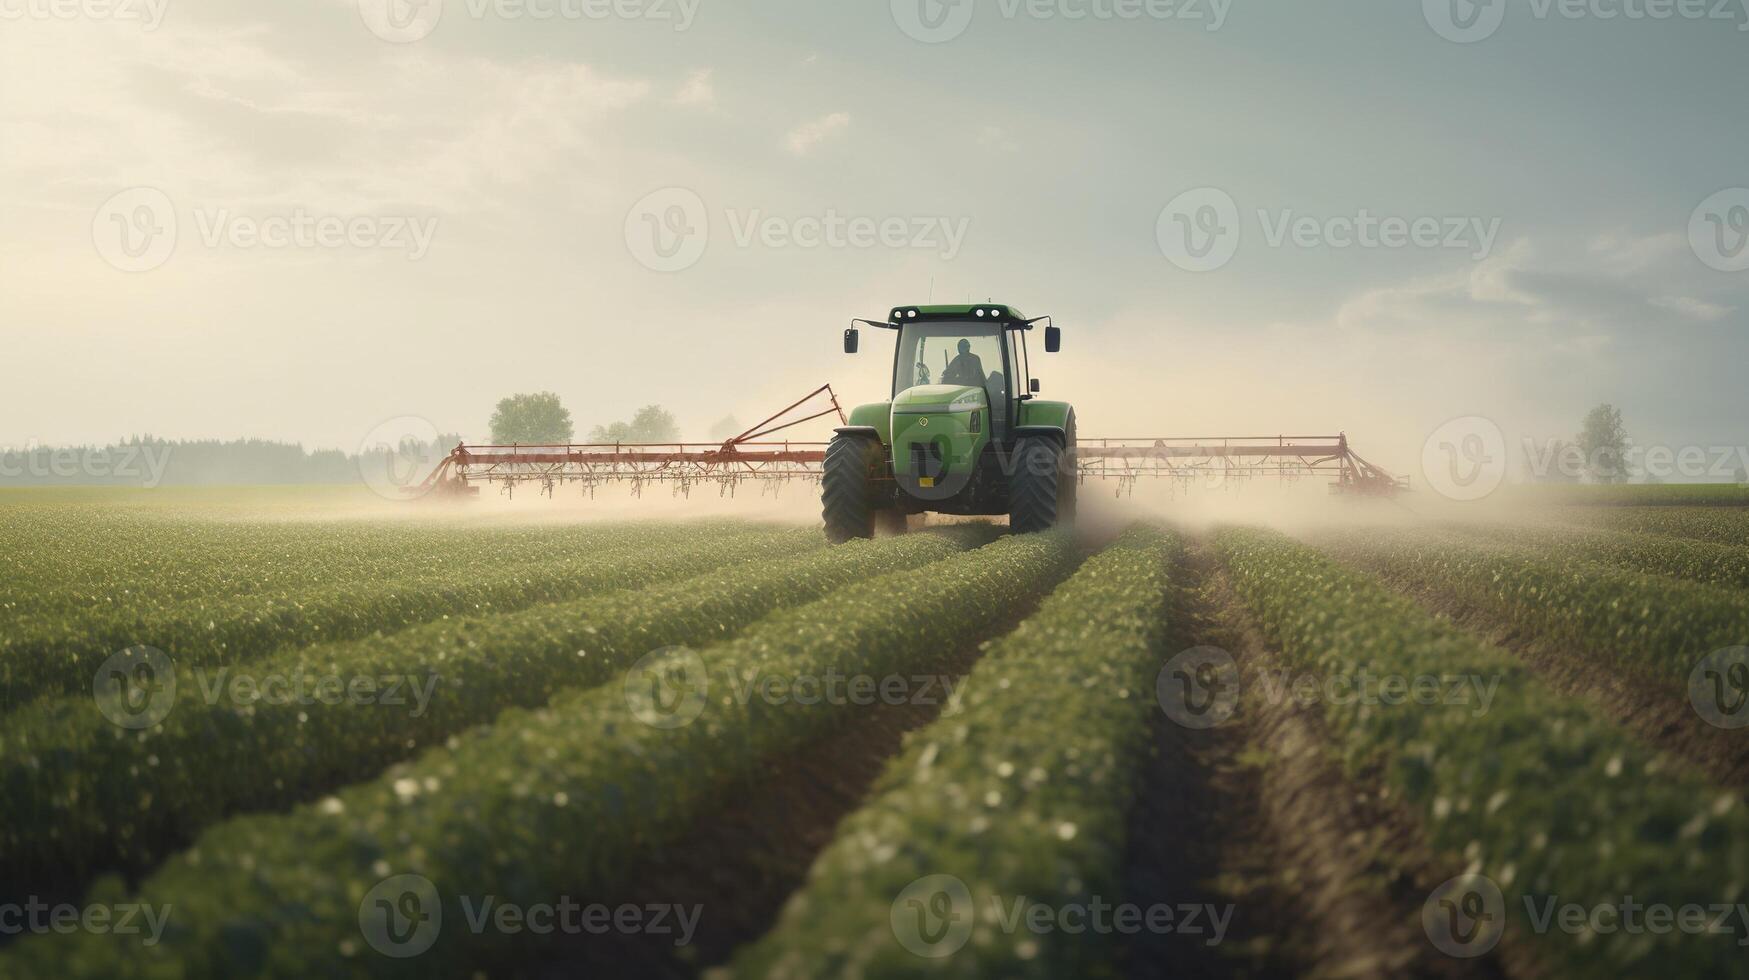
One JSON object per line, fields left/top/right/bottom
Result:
{"left": 2, "top": 0, "right": 1746, "bottom": 483}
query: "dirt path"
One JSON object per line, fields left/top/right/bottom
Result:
{"left": 1123, "top": 541, "right": 1516, "bottom": 980}
{"left": 525, "top": 598, "right": 1044, "bottom": 978}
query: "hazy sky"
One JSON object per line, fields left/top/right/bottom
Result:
{"left": 2, "top": 0, "right": 1746, "bottom": 480}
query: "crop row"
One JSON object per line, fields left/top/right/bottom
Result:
{"left": 0, "top": 519, "right": 763, "bottom": 660}
{"left": 729, "top": 526, "right": 1178, "bottom": 979}
{"left": 1315, "top": 526, "right": 1749, "bottom": 691}
{"left": 0, "top": 506, "right": 719, "bottom": 616}
{"left": 1552, "top": 504, "right": 1749, "bottom": 546}
{"left": 0, "top": 525, "right": 997, "bottom": 898}
{"left": 1444, "top": 520, "right": 1749, "bottom": 590}
{"left": 1508, "top": 484, "right": 1749, "bottom": 507}
{"left": 1216, "top": 527, "right": 1748, "bottom": 977}
{"left": 0, "top": 531, "right": 1077, "bottom": 978}
{"left": 0, "top": 524, "right": 816, "bottom": 709}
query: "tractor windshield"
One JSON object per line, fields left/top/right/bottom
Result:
{"left": 894, "top": 323, "right": 1007, "bottom": 398}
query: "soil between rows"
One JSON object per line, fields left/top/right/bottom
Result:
{"left": 1125, "top": 542, "right": 1514, "bottom": 980}
{"left": 525, "top": 586, "right": 1052, "bottom": 978}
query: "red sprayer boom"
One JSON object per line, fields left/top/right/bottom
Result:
{"left": 410, "top": 387, "right": 1407, "bottom": 500}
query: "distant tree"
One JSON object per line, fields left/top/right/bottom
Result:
{"left": 1737, "top": 464, "right": 1748, "bottom": 486}
{"left": 489, "top": 392, "right": 573, "bottom": 445}
{"left": 589, "top": 405, "right": 680, "bottom": 444}
{"left": 1576, "top": 404, "right": 1629, "bottom": 484}
{"left": 1523, "top": 438, "right": 1582, "bottom": 483}
{"left": 708, "top": 415, "right": 743, "bottom": 441}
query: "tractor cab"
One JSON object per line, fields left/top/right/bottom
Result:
{"left": 830, "top": 303, "right": 1074, "bottom": 542}
{"left": 892, "top": 320, "right": 1014, "bottom": 437}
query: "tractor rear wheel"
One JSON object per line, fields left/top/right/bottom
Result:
{"left": 1009, "top": 437, "right": 1064, "bottom": 534}
{"left": 822, "top": 435, "right": 884, "bottom": 543}
{"left": 1061, "top": 417, "right": 1078, "bottom": 526}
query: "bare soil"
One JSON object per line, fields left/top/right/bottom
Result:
{"left": 1129, "top": 541, "right": 1518, "bottom": 980}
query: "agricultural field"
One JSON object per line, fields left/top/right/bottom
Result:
{"left": 1, "top": 486, "right": 1746, "bottom": 979}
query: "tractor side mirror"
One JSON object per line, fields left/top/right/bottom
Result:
{"left": 1044, "top": 326, "right": 1061, "bottom": 353}
{"left": 1030, "top": 379, "right": 1041, "bottom": 394}
{"left": 843, "top": 328, "right": 859, "bottom": 354}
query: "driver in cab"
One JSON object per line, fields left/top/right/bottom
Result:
{"left": 940, "top": 339, "right": 986, "bottom": 386}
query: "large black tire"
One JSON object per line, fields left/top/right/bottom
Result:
{"left": 1061, "top": 416, "right": 1078, "bottom": 526}
{"left": 822, "top": 435, "right": 883, "bottom": 543}
{"left": 1009, "top": 437, "right": 1063, "bottom": 534}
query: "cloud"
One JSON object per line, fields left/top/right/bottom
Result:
{"left": 1335, "top": 235, "right": 1739, "bottom": 338}
{"left": 785, "top": 111, "right": 849, "bottom": 155}
{"left": 0, "top": 22, "right": 650, "bottom": 215}
{"left": 670, "top": 69, "right": 715, "bottom": 107}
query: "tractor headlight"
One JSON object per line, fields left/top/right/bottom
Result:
{"left": 950, "top": 391, "right": 984, "bottom": 412}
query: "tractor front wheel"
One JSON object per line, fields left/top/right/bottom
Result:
{"left": 822, "top": 435, "right": 884, "bottom": 543}
{"left": 1009, "top": 437, "right": 1065, "bottom": 534}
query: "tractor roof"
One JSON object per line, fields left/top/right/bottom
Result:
{"left": 887, "top": 303, "right": 1031, "bottom": 326}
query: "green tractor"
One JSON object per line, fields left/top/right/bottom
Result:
{"left": 824, "top": 303, "right": 1077, "bottom": 542}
